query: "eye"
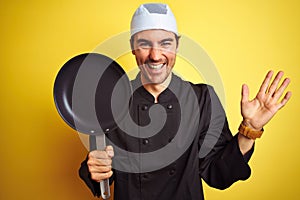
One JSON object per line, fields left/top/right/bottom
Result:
{"left": 138, "top": 42, "right": 151, "bottom": 49}
{"left": 160, "top": 41, "right": 174, "bottom": 49}
{"left": 161, "top": 42, "right": 171, "bottom": 46}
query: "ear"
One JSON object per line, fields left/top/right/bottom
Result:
{"left": 175, "top": 34, "right": 180, "bottom": 51}
{"left": 130, "top": 38, "right": 136, "bottom": 55}
{"left": 132, "top": 49, "right": 136, "bottom": 55}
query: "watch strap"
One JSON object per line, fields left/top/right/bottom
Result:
{"left": 238, "top": 123, "right": 264, "bottom": 140}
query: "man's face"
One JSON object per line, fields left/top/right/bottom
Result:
{"left": 131, "top": 29, "right": 177, "bottom": 85}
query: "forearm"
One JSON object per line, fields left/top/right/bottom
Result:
{"left": 237, "top": 120, "right": 260, "bottom": 155}
{"left": 238, "top": 133, "right": 255, "bottom": 155}
{"left": 200, "top": 134, "right": 252, "bottom": 190}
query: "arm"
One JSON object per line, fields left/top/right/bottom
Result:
{"left": 238, "top": 70, "right": 292, "bottom": 154}
{"left": 198, "top": 85, "right": 253, "bottom": 189}
{"left": 199, "top": 72, "right": 291, "bottom": 189}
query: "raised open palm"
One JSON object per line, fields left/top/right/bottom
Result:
{"left": 241, "top": 70, "right": 292, "bottom": 130}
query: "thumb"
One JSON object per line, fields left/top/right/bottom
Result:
{"left": 241, "top": 84, "right": 249, "bottom": 103}
{"left": 105, "top": 145, "right": 114, "bottom": 158}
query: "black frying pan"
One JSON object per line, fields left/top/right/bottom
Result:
{"left": 53, "top": 53, "right": 131, "bottom": 199}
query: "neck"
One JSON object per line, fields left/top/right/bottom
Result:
{"left": 141, "top": 73, "right": 172, "bottom": 103}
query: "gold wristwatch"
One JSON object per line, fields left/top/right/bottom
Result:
{"left": 238, "top": 123, "right": 264, "bottom": 140}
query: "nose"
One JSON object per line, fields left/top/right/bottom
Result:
{"left": 149, "top": 47, "right": 162, "bottom": 62}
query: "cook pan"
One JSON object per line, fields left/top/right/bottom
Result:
{"left": 53, "top": 53, "right": 131, "bottom": 199}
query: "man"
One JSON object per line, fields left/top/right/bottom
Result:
{"left": 79, "top": 3, "right": 291, "bottom": 199}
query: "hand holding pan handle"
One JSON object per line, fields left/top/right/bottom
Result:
{"left": 53, "top": 53, "right": 132, "bottom": 199}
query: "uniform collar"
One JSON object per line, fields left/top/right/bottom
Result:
{"left": 131, "top": 73, "right": 181, "bottom": 103}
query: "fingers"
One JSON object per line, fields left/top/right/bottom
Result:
{"left": 105, "top": 145, "right": 114, "bottom": 158}
{"left": 241, "top": 84, "right": 249, "bottom": 103}
{"left": 267, "top": 71, "right": 284, "bottom": 95}
{"left": 88, "top": 154, "right": 112, "bottom": 166}
{"left": 258, "top": 70, "right": 291, "bottom": 100}
{"left": 89, "top": 145, "right": 114, "bottom": 159}
{"left": 87, "top": 146, "right": 114, "bottom": 182}
{"left": 90, "top": 171, "right": 113, "bottom": 182}
{"left": 265, "top": 71, "right": 292, "bottom": 109}
{"left": 258, "top": 70, "right": 274, "bottom": 94}
{"left": 272, "top": 76, "right": 290, "bottom": 99}
{"left": 277, "top": 91, "right": 292, "bottom": 109}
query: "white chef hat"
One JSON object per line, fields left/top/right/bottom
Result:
{"left": 130, "top": 3, "right": 178, "bottom": 37}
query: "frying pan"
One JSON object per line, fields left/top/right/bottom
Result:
{"left": 53, "top": 53, "right": 131, "bottom": 199}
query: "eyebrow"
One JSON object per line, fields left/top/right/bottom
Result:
{"left": 136, "top": 39, "right": 151, "bottom": 44}
{"left": 159, "top": 38, "right": 174, "bottom": 44}
{"left": 136, "top": 38, "right": 175, "bottom": 44}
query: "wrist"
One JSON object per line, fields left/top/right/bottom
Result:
{"left": 238, "top": 133, "right": 255, "bottom": 155}
{"left": 238, "top": 122, "right": 264, "bottom": 140}
{"left": 242, "top": 119, "right": 262, "bottom": 131}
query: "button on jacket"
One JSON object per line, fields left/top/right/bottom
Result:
{"left": 79, "top": 74, "right": 253, "bottom": 200}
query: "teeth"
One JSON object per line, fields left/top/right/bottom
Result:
{"left": 147, "top": 63, "right": 164, "bottom": 69}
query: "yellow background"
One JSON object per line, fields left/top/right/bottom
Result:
{"left": 1, "top": 0, "right": 299, "bottom": 199}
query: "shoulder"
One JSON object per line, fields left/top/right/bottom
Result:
{"left": 173, "top": 74, "right": 213, "bottom": 90}
{"left": 190, "top": 82, "right": 213, "bottom": 91}
{"left": 188, "top": 82, "right": 215, "bottom": 98}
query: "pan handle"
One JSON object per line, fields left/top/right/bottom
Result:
{"left": 100, "top": 179, "right": 111, "bottom": 199}
{"left": 90, "top": 134, "right": 111, "bottom": 199}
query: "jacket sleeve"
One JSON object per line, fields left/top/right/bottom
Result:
{"left": 197, "top": 84, "right": 254, "bottom": 190}
{"left": 200, "top": 133, "right": 254, "bottom": 190}
{"left": 78, "top": 156, "right": 101, "bottom": 197}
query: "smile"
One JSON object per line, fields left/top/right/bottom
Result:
{"left": 147, "top": 63, "right": 165, "bottom": 70}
